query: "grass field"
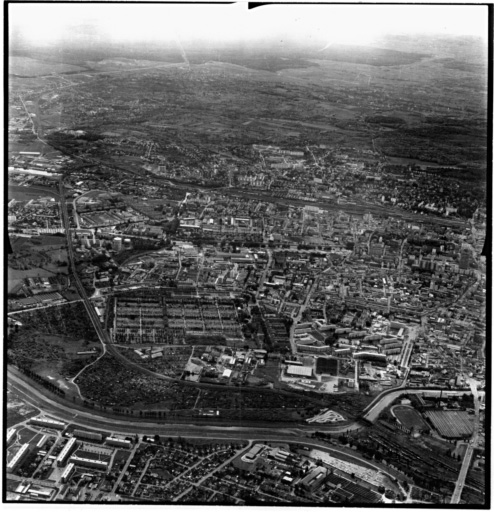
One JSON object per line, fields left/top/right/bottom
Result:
{"left": 252, "top": 361, "right": 280, "bottom": 385}
{"left": 9, "top": 185, "right": 60, "bottom": 201}
{"left": 113, "top": 450, "right": 132, "bottom": 466}
{"left": 6, "top": 389, "right": 39, "bottom": 428}
{"left": 16, "top": 428, "right": 42, "bottom": 445}
{"left": 392, "top": 405, "right": 429, "bottom": 431}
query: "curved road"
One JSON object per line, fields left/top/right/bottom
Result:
{"left": 8, "top": 368, "right": 363, "bottom": 440}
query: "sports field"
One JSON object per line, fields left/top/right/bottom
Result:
{"left": 316, "top": 357, "right": 338, "bottom": 375}
{"left": 392, "top": 405, "right": 429, "bottom": 431}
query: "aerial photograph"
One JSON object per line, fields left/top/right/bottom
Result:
{"left": 4, "top": 1, "right": 489, "bottom": 506}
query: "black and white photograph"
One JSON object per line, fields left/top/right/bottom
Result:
{"left": 4, "top": 1, "right": 490, "bottom": 506}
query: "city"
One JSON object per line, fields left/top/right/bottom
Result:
{"left": 5, "top": 2, "right": 489, "bottom": 507}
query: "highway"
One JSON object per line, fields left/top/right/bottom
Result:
{"left": 9, "top": 371, "right": 407, "bottom": 487}
{"left": 7, "top": 368, "right": 357, "bottom": 439}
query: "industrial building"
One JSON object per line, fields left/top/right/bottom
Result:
{"left": 300, "top": 467, "right": 328, "bottom": 491}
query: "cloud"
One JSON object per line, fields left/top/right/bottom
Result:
{"left": 9, "top": 3, "right": 488, "bottom": 48}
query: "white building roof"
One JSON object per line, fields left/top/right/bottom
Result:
{"left": 286, "top": 365, "right": 313, "bottom": 377}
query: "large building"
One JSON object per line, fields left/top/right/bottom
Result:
{"left": 57, "top": 437, "right": 78, "bottom": 467}
{"left": 106, "top": 437, "right": 132, "bottom": 449}
{"left": 286, "top": 365, "right": 313, "bottom": 378}
{"left": 113, "top": 237, "right": 123, "bottom": 251}
{"left": 459, "top": 247, "right": 472, "bottom": 270}
{"left": 29, "top": 417, "right": 66, "bottom": 430}
{"left": 7, "top": 444, "right": 31, "bottom": 473}
{"left": 69, "top": 455, "right": 109, "bottom": 471}
{"left": 61, "top": 463, "right": 75, "bottom": 483}
{"left": 73, "top": 430, "right": 103, "bottom": 442}
{"left": 300, "top": 467, "right": 328, "bottom": 491}
{"left": 6, "top": 428, "right": 16, "bottom": 446}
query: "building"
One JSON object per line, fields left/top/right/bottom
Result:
{"left": 29, "top": 417, "right": 66, "bottom": 430}
{"left": 68, "top": 455, "right": 108, "bottom": 471}
{"left": 57, "top": 437, "right": 78, "bottom": 467}
{"left": 73, "top": 430, "right": 103, "bottom": 442}
{"left": 286, "top": 365, "right": 313, "bottom": 378}
{"left": 300, "top": 466, "right": 328, "bottom": 491}
{"left": 242, "top": 444, "right": 264, "bottom": 462}
{"left": 61, "top": 463, "right": 75, "bottom": 483}
{"left": 7, "top": 443, "right": 31, "bottom": 473}
{"left": 113, "top": 237, "right": 122, "bottom": 251}
{"left": 459, "top": 248, "right": 472, "bottom": 270}
{"left": 106, "top": 437, "right": 132, "bottom": 449}
{"left": 36, "top": 435, "right": 48, "bottom": 450}
{"left": 6, "top": 428, "right": 16, "bottom": 446}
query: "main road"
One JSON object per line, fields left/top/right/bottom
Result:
{"left": 59, "top": 180, "right": 109, "bottom": 359}
{"left": 7, "top": 367, "right": 360, "bottom": 439}
{"left": 450, "top": 378, "right": 482, "bottom": 504}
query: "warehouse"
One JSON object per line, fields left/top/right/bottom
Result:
{"left": 242, "top": 444, "right": 264, "bottom": 462}
{"left": 286, "top": 365, "right": 313, "bottom": 378}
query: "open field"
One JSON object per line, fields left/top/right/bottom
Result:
{"left": 7, "top": 303, "right": 101, "bottom": 388}
{"left": 16, "top": 428, "right": 42, "bottom": 445}
{"left": 8, "top": 141, "right": 49, "bottom": 156}
{"left": 6, "top": 389, "right": 39, "bottom": 428}
{"left": 8, "top": 267, "right": 65, "bottom": 280}
{"left": 8, "top": 185, "right": 60, "bottom": 201}
{"left": 9, "top": 56, "right": 87, "bottom": 76}
{"left": 252, "top": 361, "right": 280, "bottom": 386}
{"left": 8, "top": 234, "right": 68, "bottom": 281}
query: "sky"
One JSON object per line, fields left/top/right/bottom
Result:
{"left": 9, "top": 2, "right": 489, "bottom": 49}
